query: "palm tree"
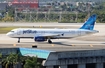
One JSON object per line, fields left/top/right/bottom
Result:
{"left": 2, "top": 53, "right": 42, "bottom": 68}
{"left": 2, "top": 53, "right": 20, "bottom": 68}
{"left": 24, "top": 56, "right": 41, "bottom": 68}
{"left": 2, "top": 53, "right": 13, "bottom": 68}
{"left": 0, "top": 53, "right": 2, "bottom": 68}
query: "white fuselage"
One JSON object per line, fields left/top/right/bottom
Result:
{"left": 6, "top": 28, "right": 98, "bottom": 39}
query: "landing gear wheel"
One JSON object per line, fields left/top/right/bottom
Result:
{"left": 18, "top": 38, "right": 20, "bottom": 43}
{"left": 48, "top": 39, "right": 52, "bottom": 44}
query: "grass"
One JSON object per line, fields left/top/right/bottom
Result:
{"left": 0, "top": 26, "right": 45, "bottom": 34}
{"left": 0, "top": 26, "right": 68, "bottom": 34}
{"left": 0, "top": 27, "right": 17, "bottom": 34}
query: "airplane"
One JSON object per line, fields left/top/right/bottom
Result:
{"left": 6, "top": 14, "right": 99, "bottom": 43}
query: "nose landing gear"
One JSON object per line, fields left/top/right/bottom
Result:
{"left": 18, "top": 38, "right": 20, "bottom": 43}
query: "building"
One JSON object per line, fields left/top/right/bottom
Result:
{"left": 11, "top": 0, "right": 38, "bottom": 9}
{"left": 0, "top": 47, "right": 105, "bottom": 68}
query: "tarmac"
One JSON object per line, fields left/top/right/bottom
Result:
{"left": 0, "top": 23, "right": 105, "bottom": 51}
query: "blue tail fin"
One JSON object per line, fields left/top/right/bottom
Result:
{"left": 80, "top": 14, "right": 97, "bottom": 30}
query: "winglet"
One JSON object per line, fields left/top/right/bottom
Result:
{"left": 80, "top": 14, "right": 97, "bottom": 30}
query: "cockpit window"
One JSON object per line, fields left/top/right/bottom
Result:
{"left": 10, "top": 31, "right": 14, "bottom": 32}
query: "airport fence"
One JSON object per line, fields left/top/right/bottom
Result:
{"left": 14, "top": 8, "right": 88, "bottom": 23}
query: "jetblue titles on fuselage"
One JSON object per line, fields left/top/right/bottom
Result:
{"left": 23, "top": 30, "right": 37, "bottom": 34}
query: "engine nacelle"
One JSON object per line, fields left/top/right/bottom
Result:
{"left": 34, "top": 36, "right": 47, "bottom": 42}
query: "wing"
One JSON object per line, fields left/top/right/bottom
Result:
{"left": 35, "top": 33, "right": 63, "bottom": 38}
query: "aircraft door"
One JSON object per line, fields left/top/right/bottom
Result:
{"left": 17, "top": 29, "right": 22, "bottom": 35}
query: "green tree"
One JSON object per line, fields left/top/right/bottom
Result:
{"left": 0, "top": 53, "right": 2, "bottom": 67}
{"left": 2, "top": 53, "right": 21, "bottom": 68}
{"left": 7, "top": 6, "right": 15, "bottom": 17}
{"left": 2, "top": 53, "right": 14, "bottom": 68}
{"left": 24, "top": 56, "right": 41, "bottom": 68}
{"left": 0, "top": 53, "right": 2, "bottom": 58}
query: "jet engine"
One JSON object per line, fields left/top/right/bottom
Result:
{"left": 34, "top": 36, "right": 47, "bottom": 42}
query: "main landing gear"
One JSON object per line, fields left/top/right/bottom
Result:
{"left": 48, "top": 39, "right": 52, "bottom": 44}
{"left": 18, "top": 38, "right": 20, "bottom": 43}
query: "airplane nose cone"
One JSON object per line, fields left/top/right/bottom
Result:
{"left": 6, "top": 33, "right": 9, "bottom": 36}
{"left": 6, "top": 33, "right": 10, "bottom": 36}
{"left": 6, "top": 33, "right": 13, "bottom": 37}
